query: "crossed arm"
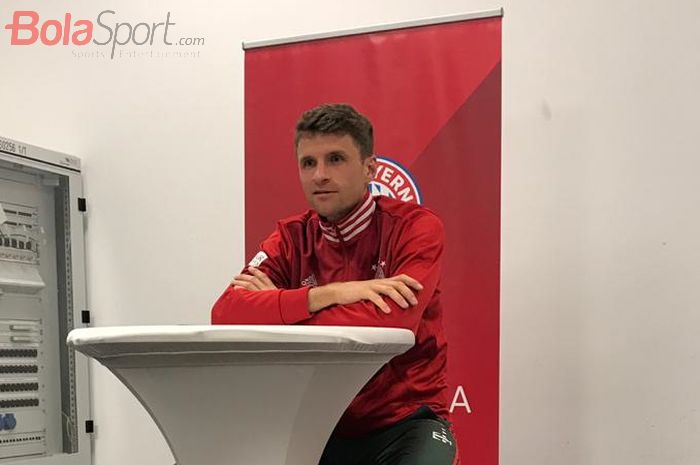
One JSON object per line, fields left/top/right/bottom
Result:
{"left": 211, "top": 214, "right": 443, "bottom": 331}
{"left": 233, "top": 266, "right": 423, "bottom": 314}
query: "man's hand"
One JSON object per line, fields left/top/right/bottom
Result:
{"left": 308, "top": 274, "right": 423, "bottom": 314}
{"left": 231, "top": 267, "right": 277, "bottom": 291}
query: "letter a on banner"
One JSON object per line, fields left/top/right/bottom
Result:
{"left": 244, "top": 11, "right": 502, "bottom": 465}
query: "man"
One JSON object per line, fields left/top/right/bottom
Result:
{"left": 211, "top": 103, "right": 458, "bottom": 465}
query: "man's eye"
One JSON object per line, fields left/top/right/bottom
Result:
{"left": 301, "top": 159, "right": 315, "bottom": 168}
{"left": 329, "top": 154, "right": 343, "bottom": 163}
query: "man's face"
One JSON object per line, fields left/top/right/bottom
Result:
{"left": 297, "top": 133, "right": 376, "bottom": 222}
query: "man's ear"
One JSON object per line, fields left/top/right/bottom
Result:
{"left": 364, "top": 155, "right": 377, "bottom": 181}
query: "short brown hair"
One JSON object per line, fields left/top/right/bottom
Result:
{"left": 295, "top": 103, "right": 374, "bottom": 159}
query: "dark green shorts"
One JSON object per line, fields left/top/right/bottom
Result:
{"left": 319, "top": 406, "right": 458, "bottom": 465}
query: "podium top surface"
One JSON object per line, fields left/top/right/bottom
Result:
{"left": 67, "top": 325, "right": 415, "bottom": 361}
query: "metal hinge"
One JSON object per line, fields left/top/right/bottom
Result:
{"left": 81, "top": 310, "right": 91, "bottom": 325}
{"left": 85, "top": 420, "right": 94, "bottom": 434}
{"left": 77, "top": 198, "right": 87, "bottom": 212}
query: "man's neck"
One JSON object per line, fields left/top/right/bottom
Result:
{"left": 321, "top": 192, "right": 370, "bottom": 224}
{"left": 317, "top": 192, "right": 377, "bottom": 243}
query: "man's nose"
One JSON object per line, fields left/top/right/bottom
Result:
{"left": 313, "top": 162, "right": 329, "bottom": 183}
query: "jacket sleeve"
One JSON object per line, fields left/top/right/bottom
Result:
{"left": 210, "top": 227, "right": 312, "bottom": 325}
{"left": 307, "top": 212, "right": 444, "bottom": 334}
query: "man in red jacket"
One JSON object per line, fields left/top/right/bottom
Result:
{"left": 212, "top": 103, "right": 457, "bottom": 465}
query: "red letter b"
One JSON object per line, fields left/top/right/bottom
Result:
{"left": 4, "top": 11, "right": 40, "bottom": 45}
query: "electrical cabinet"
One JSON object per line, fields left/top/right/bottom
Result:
{"left": 0, "top": 136, "right": 90, "bottom": 465}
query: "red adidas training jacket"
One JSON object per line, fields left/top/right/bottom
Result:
{"left": 211, "top": 193, "right": 449, "bottom": 436}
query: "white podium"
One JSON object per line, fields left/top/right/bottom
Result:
{"left": 67, "top": 325, "right": 414, "bottom": 465}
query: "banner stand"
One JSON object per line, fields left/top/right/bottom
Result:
{"left": 243, "top": 13, "right": 502, "bottom": 464}
{"left": 242, "top": 8, "right": 503, "bottom": 49}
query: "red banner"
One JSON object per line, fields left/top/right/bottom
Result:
{"left": 245, "top": 16, "right": 501, "bottom": 464}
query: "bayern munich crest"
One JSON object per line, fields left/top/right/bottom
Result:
{"left": 369, "top": 156, "right": 423, "bottom": 205}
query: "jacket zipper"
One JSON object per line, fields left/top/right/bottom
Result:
{"left": 334, "top": 224, "right": 350, "bottom": 281}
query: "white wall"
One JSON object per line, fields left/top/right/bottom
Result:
{"left": 1, "top": 0, "right": 699, "bottom": 464}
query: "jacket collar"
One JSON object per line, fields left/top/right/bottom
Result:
{"left": 318, "top": 192, "right": 376, "bottom": 243}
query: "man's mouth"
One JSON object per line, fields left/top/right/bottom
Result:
{"left": 313, "top": 190, "right": 337, "bottom": 195}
